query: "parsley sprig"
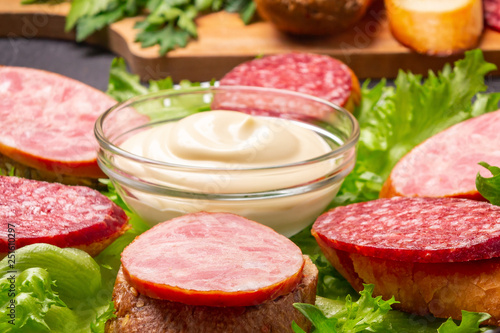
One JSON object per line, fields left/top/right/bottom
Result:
{"left": 22, "top": 0, "right": 256, "bottom": 55}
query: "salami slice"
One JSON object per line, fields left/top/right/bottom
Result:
{"left": 0, "top": 176, "right": 129, "bottom": 256}
{"left": 485, "top": 0, "right": 500, "bottom": 31}
{"left": 0, "top": 67, "right": 116, "bottom": 179}
{"left": 213, "top": 53, "right": 360, "bottom": 117}
{"left": 312, "top": 197, "right": 500, "bottom": 263}
{"left": 381, "top": 110, "right": 500, "bottom": 200}
{"left": 121, "top": 212, "right": 305, "bottom": 307}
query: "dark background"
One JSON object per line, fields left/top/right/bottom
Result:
{"left": 1, "top": 37, "right": 500, "bottom": 93}
{"left": 0, "top": 38, "right": 115, "bottom": 91}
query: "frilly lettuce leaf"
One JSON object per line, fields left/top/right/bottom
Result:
{"left": 292, "top": 284, "right": 398, "bottom": 333}
{"left": 0, "top": 244, "right": 114, "bottom": 332}
{"left": 292, "top": 286, "right": 491, "bottom": 333}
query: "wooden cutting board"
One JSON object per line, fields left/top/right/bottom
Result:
{"left": 1, "top": 0, "right": 500, "bottom": 82}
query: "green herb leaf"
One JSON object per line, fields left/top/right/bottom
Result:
{"left": 135, "top": 21, "right": 191, "bottom": 55}
{"left": 476, "top": 162, "right": 500, "bottom": 205}
{"left": 25, "top": 0, "right": 256, "bottom": 54}
{"left": 74, "top": 5, "right": 128, "bottom": 41}
{"left": 224, "top": 0, "right": 256, "bottom": 23}
{"left": 65, "top": 0, "right": 114, "bottom": 31}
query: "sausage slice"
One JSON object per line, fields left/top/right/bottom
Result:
{"left": 121, "top": 212, "right": 305, "bottom": 307}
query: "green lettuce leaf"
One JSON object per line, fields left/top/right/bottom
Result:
{"left": 292, "top": 289, "right": 491, "bottom": 333}
{"left": 106, "top": 57, "right": 214, "bottom": 120}
{"left": 0, "top": 244, "right": 115, "bottom": 332}
{"left": 333, "top": 49, "right": 500, "bottom": 206}
{"left": 476, "top": 162, "right": 500, "bottom": 205}
{"left": 292, "top": 284, "right": 398, "bottom": 333}
{"left": 0, "top": 268, "right": 64, "bottom": 332}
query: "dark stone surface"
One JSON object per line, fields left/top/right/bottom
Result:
{"left": 0, "top": 38, "right": 114, "bottom": 91}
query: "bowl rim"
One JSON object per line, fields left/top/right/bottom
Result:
{"left": 95, "top": 85, "right": 360, "bottom": 172}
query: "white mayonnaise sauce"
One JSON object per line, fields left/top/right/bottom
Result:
{"left": 117, "top": 110, "right": 342, "bottom": 236}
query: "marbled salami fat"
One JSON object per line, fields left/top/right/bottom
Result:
{"left": 214, "top": 53, "right": 360, "bottom": 117}
{"left": 0, "top": 176, "right": 128, "bottom": 255}
{"left": 312, "top": 197, "right": 500, "bottom": 263}
{"left": 121, "top": 212, "right": 305, "bottom": 307}
{"left": 381, "top": 110, "right": 500, "bottom": 199}
{"left": 485, "top": 0, "right": 500, "bottom": 31}
{"left": 0, "top": 67, "right": 116, "bottom": 178}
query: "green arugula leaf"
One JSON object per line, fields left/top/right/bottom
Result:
{"left": 476, "top": 162, "right": 500, "bottom": 205}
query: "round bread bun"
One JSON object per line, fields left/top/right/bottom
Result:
{"left": 105, "top": 256, "right": 318, "bottom": 333}
{"left": 254, "top": 0, "right": 374, "bottom": 35}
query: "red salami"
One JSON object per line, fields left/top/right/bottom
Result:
{"left": 0, "top": 67, "right": 116, "bottom": 178}
{"left": 214, "top": 53, "right": 360, "bottom": 117}
{"left": 381, "top": 110, "right": 500, "bottom": 200}
{"left": 485, "top": 0, "right": 500, "bottom": 31}
{"left": 0, "top": 176, "right": 128, "bottom": 256}
{"left": 121, "top": 212, "right": 305, "bottom": 307}
{"left": 312, "top": 197, "right": 500, "bottom": 263}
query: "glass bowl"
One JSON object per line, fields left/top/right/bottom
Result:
{"left": 95, "top": 86, "right": 359, "bottom": 237}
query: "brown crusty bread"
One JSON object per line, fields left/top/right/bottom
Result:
{"left": 69, "top": 223, "right": 130, "bottom": 257}
{"left": 0, "top": 153, "right": 105, "bottom": 190}
{"left": 254, "top": 0, "right": 373, "bottom": 35}
{"left": 105, "top": 255, "right": 318, "bottom": 333}
{"left": 315, "top": 235, "right": 500, "bottom": 326}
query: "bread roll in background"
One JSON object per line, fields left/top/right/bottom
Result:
{"left": 385, "top": 0, "right": 483, "bottom": 55}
